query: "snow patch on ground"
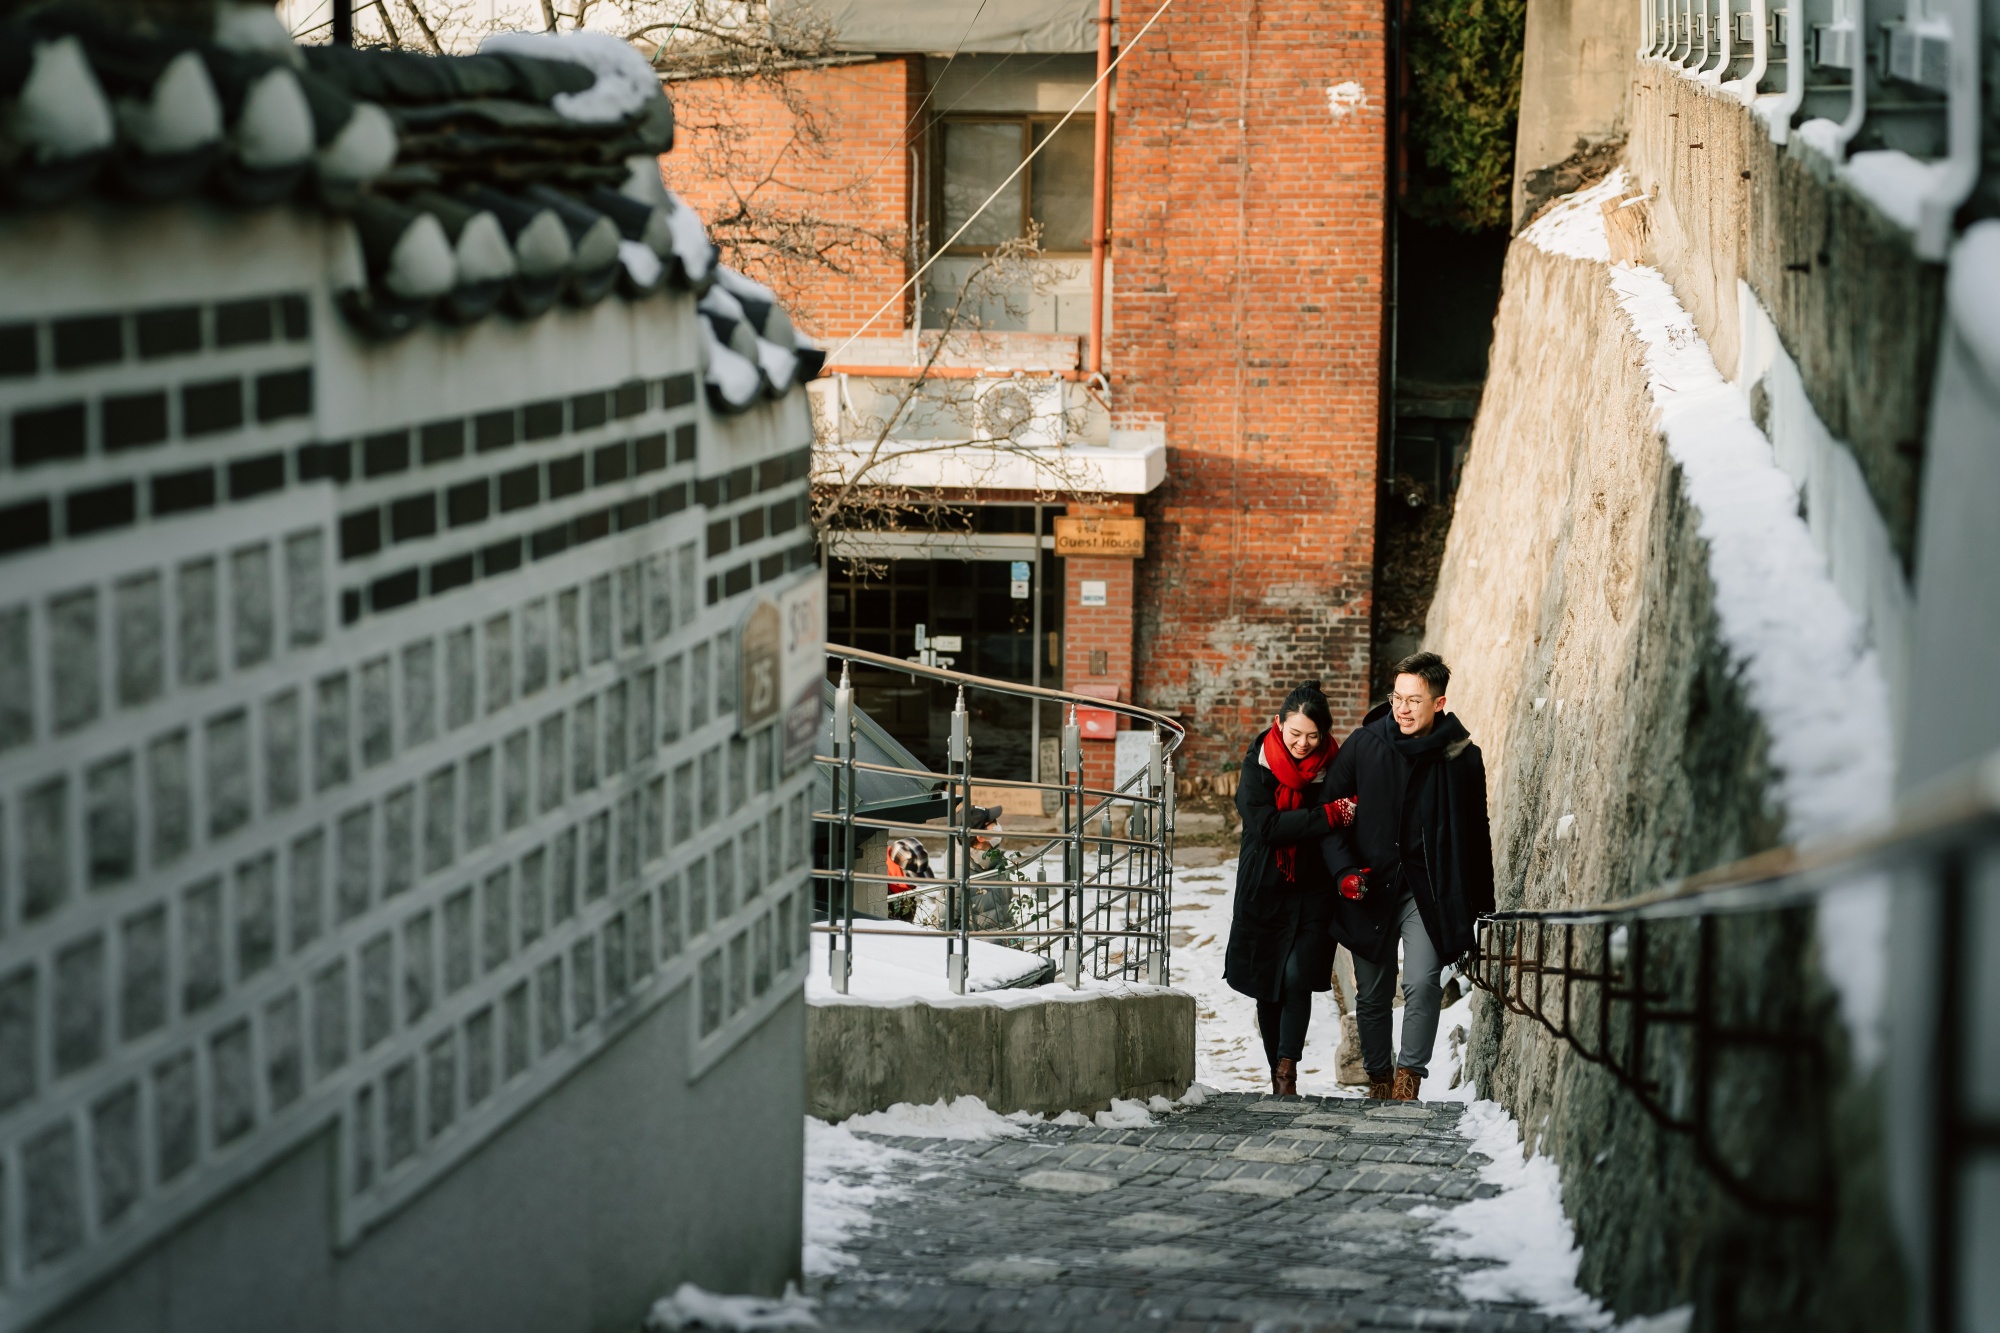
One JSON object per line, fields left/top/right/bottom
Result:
{"left": 1175, "top": 856, "right": 1472, "bottom": 1097}
{"left": 1520, "top": 167, "right": 1627, "bottom": 263}
{"left": 1096, "top": 1097, "right": 1157, "bottom": 1128}
{"left": 644, "top": 1282, "right": 819, "bottom": 1331}
{"left": 840, "top": 1096, "right": 1031, "bottom": 1141}
{"left": 802, "top": 1118, "right": 920, "bottom": 1276}
{"left": 1416, "top": 1100, "right": 1612, "bottom": 1327}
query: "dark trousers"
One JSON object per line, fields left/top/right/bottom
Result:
{"left": 1350, "top": 883, "right": 1444, "bottom": 1079}
{"left": 1255, "top": 941, "right": 1319, "bottom": 1066}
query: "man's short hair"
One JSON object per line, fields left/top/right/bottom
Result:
{"left": 1392, "top": 651, "right": 1450, "bottom": 698}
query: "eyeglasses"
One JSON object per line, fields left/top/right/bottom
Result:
{"left": 1390, "top": 692, "right": 1432, "bottom": 709}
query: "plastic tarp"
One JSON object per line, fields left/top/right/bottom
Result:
{"left": 772, "top": 0, "right": 1101, "bottom": 53}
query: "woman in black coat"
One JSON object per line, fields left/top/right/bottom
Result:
{"left": 1222, "top": 681, "right": 1357, "bottom": 1095}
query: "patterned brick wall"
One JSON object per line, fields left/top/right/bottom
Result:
{"left": 1113, "top": 0, "right": 1387, "bottom": 773}
{"left": 0, "top": 221, "right": 817, "bottom": 1326}
{"left": 662, "top": 58, "right": 924, "bottom": 342}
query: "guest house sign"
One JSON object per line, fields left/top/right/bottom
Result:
{"left": 1053, "top": 517, "right": 1146, "bottom": 558}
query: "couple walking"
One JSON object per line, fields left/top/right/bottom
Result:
{"left": 1224, "top": 653, "right": 1495, "bottom": 1100}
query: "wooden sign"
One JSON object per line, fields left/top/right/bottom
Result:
{"left": 1054, "top": 516, "right": 1146, "bottom": 558}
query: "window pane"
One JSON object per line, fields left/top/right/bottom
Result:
{"left": 942, "top": 122, "right": 1024, "bottom": 246}
{"left": 1031, "top": 118, "right": 1096, "bottom": 252}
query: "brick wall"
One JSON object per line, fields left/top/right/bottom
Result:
{"left": 661, "top": 58, "right": 924, "bottom": 340}
{"left": 1113, "top": 0, "right": 1387, "bottom": 774}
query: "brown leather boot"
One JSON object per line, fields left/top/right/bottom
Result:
{"left": 1367, "top": 1075, "right": 1393, "bottom": 1100}
{"left": 1392, "top": 1067, "right": 1422, "bottom": 1101}
{"left": 1274, "top": 1057, "right": 1299, "bottom": 1097}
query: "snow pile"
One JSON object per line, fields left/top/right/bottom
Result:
{"left": 1417, "top": 1100, "right": 1612, "bottom": 1326}
{"left": 1793, "top": 116, "right": 1845, "bottom": 160}
{"left": 644, "top": 1283, "right": 818, "bottom": 1331}
{"left": 1840, "top": 150, "right": 1950, "bottom": 234}
{"left": 803, "top": 1117, "right": 919, "bottom": 1276}
{"left": 1606, "top": 261, "right": 1894, "bottom": 842}
{"left": 482, "top": 31, "right": 663, "bottom": 123}
{"left": 1519, "top": 167, "right": 1628, "bottom": 264}
{"left": 804, "top": 917, "right": 1052, "bottom": 1001}
{"left": 841, "top": 1096, "right": 1031, "bottom": 1141}
{"left": 1095, "top": 1098, "right": 1157, "bottom": 1129}
{"left": 1949, "top": 221, "right": 2000, "bottom": 381}
{"left": 1786, "top": 117, "right": 1951, "bottom": 236}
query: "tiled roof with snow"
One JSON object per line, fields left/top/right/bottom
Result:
{"left": 0, "top": 9, "right": 821, "bottom": 412}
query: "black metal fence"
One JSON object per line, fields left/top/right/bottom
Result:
{"left": 1467, "top": 768, "right": 2000, "bottom": 1329}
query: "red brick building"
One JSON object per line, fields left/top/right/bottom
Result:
{"left": 664, "top": 0, "right": 1385, "bottom": 783}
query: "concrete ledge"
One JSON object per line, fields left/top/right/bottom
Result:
{"left": 808, "top": 986, "right": 1196, "bottom": 1122}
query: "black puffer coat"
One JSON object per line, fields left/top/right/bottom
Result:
{"left": 1319, "top": 704, "right": 1495, "bottom": 966}
{"left": 1223, "top": 733, "right": 1339, "bottom": 1003}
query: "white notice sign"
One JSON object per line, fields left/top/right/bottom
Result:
{"left": 1080, "top": 580, "right": 1107, "bottom": 607}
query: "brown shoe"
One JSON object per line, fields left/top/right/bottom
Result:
{"left": 1274, "top": 1057, "right": 1299, "bottom": 1097}
{"left": 1392, "top": 1067, "right": 1422, "bottom": 1101}
{"left": 1367, "top": 1075, "right": 1393, "bottom": 1100}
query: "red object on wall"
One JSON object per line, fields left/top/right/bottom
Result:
{"left": 1073, "top": 684, "right": 1121, "bottom": 740}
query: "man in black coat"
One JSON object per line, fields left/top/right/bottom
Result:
{"left": 1319, "top": 652, "right": 1495, "bottom": 1101}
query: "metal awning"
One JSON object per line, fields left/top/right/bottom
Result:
{"left": 817, "top": 679, "right": 948, "bottom": 825}
{"left": 770, "top": 0, "right": 1102, "bottom": 53}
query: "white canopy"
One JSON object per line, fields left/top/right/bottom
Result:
{"left": 772, "top": 0, "right": 1104, "bottom": 53}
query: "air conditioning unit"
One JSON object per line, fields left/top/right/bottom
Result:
{"left": 1885, "top": 23, "right": 1951, "bottom": 90}
{"left": 1734, "top": 9, "right": 1758, "bottom": 43}
{"left": 973, "top": 377, "right": 1065, "bottom": 447}
{"left": 1770, "top": 8, "right": 1791, "bottom": 50}
{"left": 1813, "top": 20, "right": 1857, "bottom": 67}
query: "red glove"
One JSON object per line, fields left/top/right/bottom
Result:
{"left": 1324, "top": 797, "right": 1358, "bottom": 828}
{"left": 1338, "top": 868, "right": 1370, "bottom": 900}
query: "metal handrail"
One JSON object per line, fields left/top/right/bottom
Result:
{"left": 814, "top": 642, "right": 1183, "bottom": 995}
{"left": 1464, "top": 751, "right": 2000, "bottom": 1329}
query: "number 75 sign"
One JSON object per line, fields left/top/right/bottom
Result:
{"left": 737, "top": 570, "right": 825, "bottom": 735}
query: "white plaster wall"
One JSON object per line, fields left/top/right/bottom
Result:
{"left": 1735, "top": 281, "right": 1915, "bottom": 735}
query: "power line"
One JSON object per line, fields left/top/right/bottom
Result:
{"left": 825, "top": 0, "right": 1173, "bottom": 362}
{"left": 846, "top": 0, "right": 992, "bottom": 186}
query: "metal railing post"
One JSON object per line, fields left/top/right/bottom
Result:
{"left": 1063, "top": 705, "right": 1084, "bottom": 988}
{"left": 948, "top": 687, "right": 970, "bottom": 994}
{"left": 831, "top": 664, "right": 855, "bottom": 994}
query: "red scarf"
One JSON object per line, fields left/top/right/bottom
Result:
{"left": 1261, "top": 725, "right": 1334, "bottom": 881}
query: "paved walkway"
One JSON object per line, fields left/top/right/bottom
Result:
{"left": 812, "top": 1092, "right": 1591, "bottom": 1333}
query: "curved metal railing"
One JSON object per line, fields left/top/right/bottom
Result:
{"left": 812, "top": 643, "right": 1187, "bottom": 994}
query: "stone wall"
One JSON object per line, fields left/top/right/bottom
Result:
{"left": 1626, "top": 66, "right": 1944, "bottom": 566}
{"left": 807, "top": 988, "right": 1194, "bottom": 1121}
{"left": 1431, "top": 189, "right": 1906, "bottom": 1328}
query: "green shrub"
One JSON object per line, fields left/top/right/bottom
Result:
{"left": 1403, "top": 0, "right": 1526, "bottom": 232}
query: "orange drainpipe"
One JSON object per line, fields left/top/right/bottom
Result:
{"left": 1088, "top": 0, "right": 1114, "bottom": 378}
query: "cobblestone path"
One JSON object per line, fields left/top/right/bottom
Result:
{"left": 812, "top": 1092, "right": 1593, "bottom": 1333}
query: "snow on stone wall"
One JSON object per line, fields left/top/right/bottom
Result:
{"left": 1429, "top": 158, "right": 1902, "bottom": 1321}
